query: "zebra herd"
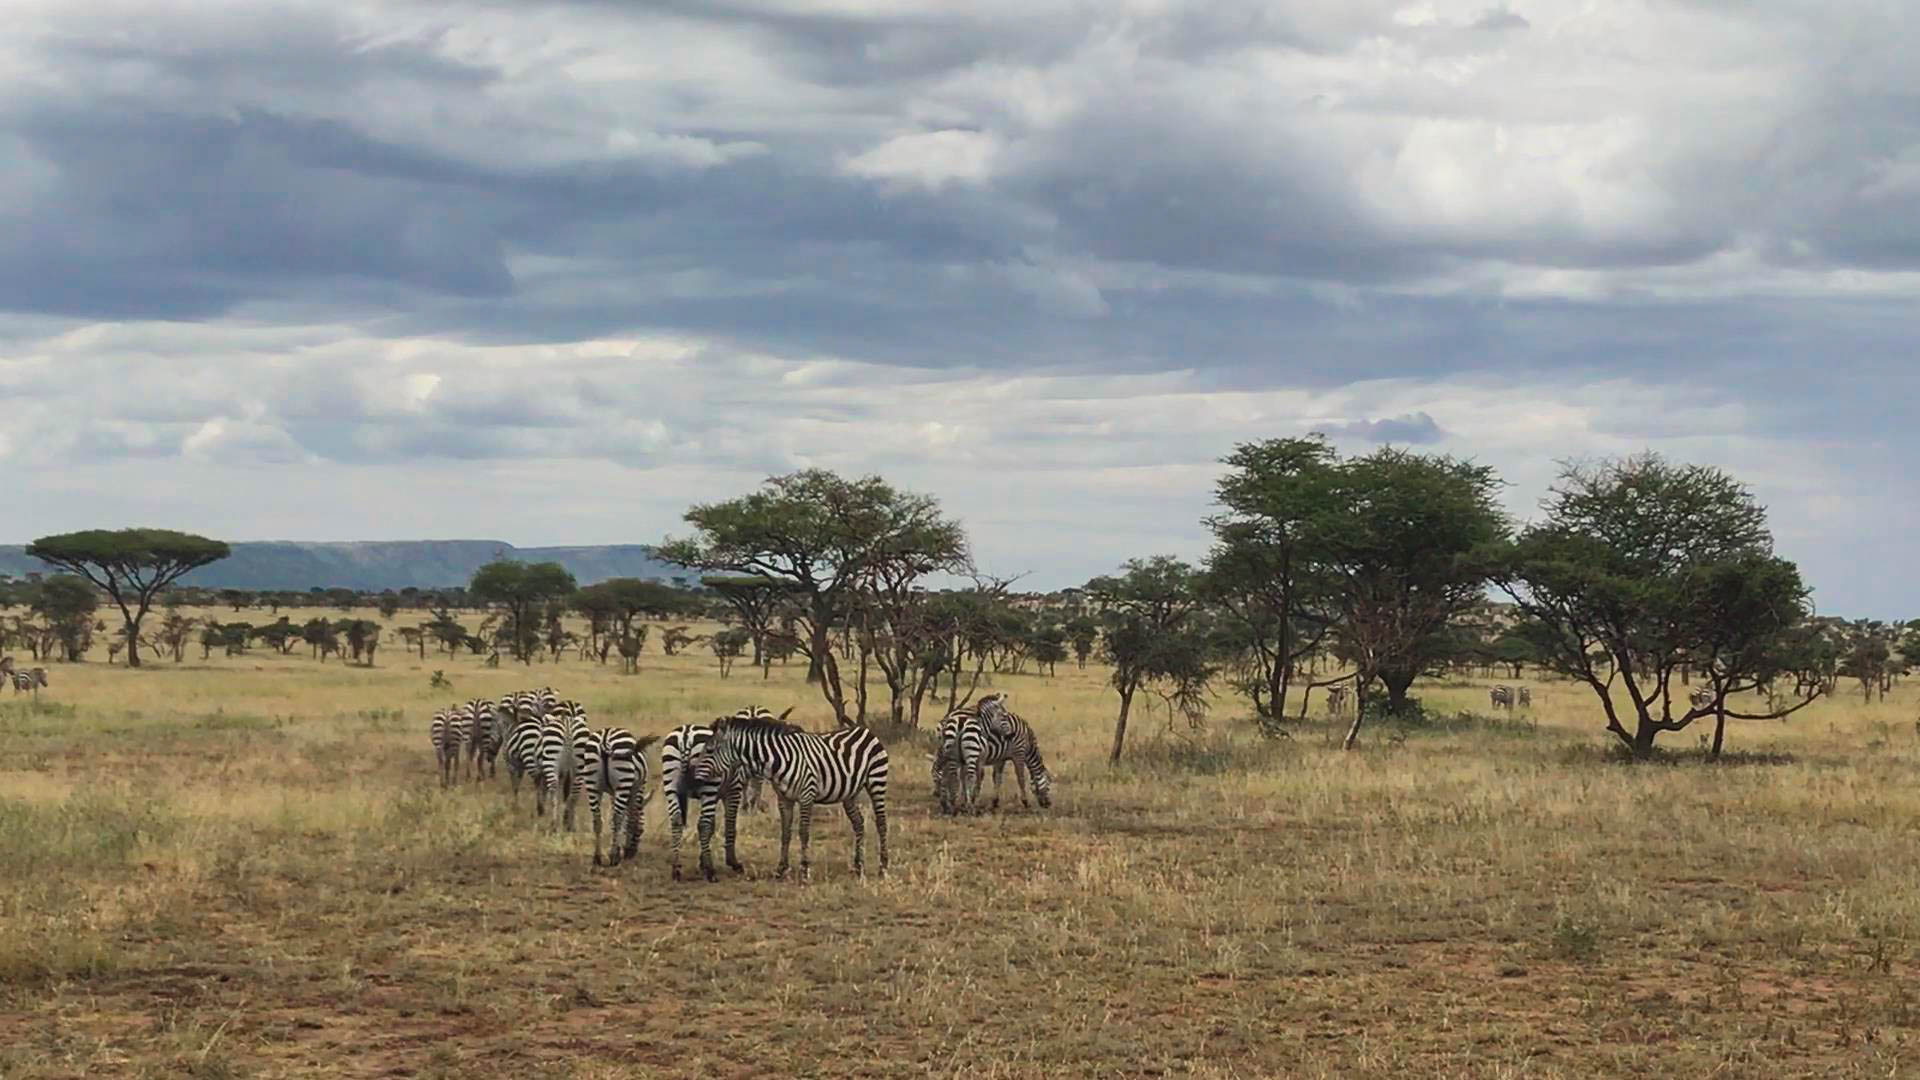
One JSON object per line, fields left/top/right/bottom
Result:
{"left": 426, "top": 689, "right": 933, "bottom": 881}
{"left": 427, "top": 688, "right": 1060, "bottom": 881}
{"left": 0, "top": 656, "right": 49, "bottom": 697}
{"left": 1489, "top": 685, "right": 1533, "bottom": 711}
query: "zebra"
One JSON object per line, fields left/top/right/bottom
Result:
{"left": 580, "top": 726, "right": 660, "bottom": 867}
{"left": 1325, "top": 685, "right": 1352, "bottom": 716}
{"left": 686, "top": 712, "right": 890, "bottom": 881}
{"left": 1517, "top": 687, "right": 1532, "bottom": 709}
{"left": 1689, "top": 686, "right": 1715, "bottom": 710}
{"left": 968, "top": 695, "right": 1054, "bottom": 812}
{"left": 430, "top": 709, "right": 466, "bottom": 787}
{"left": 461, "top": 698, "right": 500, "bottom": 780}
{"left": 1490, "top": 685, "right": 1516, "bottom": 711}
{"left": 539, "top": 701, "right": 591, "bottom": 832}
{"left": 8, "top": 667, "right": 48, "bottom": 697}
{"left": 504, "top": 715, "right": 547, "bottom": 810}
{"left": 928, "top": 709, "right": 968, "bottom": 814}
{"left": 660, "top": 706, "right": 791, "bottom": 882}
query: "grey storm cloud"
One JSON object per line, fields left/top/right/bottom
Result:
{"left": 2, "top": 0, "right": 1919, "bottom": 615}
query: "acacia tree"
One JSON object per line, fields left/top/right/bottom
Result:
{"left": 1204, "top": 436, "right": 1341, "bottom": 720}
{"left": 25, "top": 529, "right": 231, "bottom": 668}
{"left": 1309, "top": 449, "right": 1506, "bottom": 748}
{"left": 658, "top": 470, "right": 969, "bottom": 724}
{"left": 575, "top": 579, "right": 679, "bottom": 674}
{"left": 29, "top": 576, "right": 99, "bottom": 662}
{"left": 1085, "top": 557, "right": 1213, "bottom": 763}
{"left": 469, "top": 560, "right": 576, "bottom": 664}
{"left": 1494, "top": 454, "right": 1819, "bottom": 760}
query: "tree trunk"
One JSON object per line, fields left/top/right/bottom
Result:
{"left": 1708, "top": 705, "right": 1727, "bottom": 760}
{"left": 1631, "top": 720, "right": 1658, "bottom": 760}
{"left": 1380, "top": 668, "right": 1416, "bottom": 713}
{"left": 1110, "top": 689, "right": 1134, "bottom": 763}
{"left": 122, "top": 609, "right": 145, "bottom": 669}
{"left": 1343, "top": 672, "right": 1371, "bottom": 749}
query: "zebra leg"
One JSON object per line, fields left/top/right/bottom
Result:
{"left": 698, "top": 793, "right": 720, "bottom": 883}
{"left": 622, "top": 791, "right": 643, "bottom": 861}
{"left": 796, "top": 799, "right": 813, "bottom": 883}
{"left": 591, "top": 787, "right": 606, "bottom": 866}
{"left": 723, "top": 785, "right": 746, "bottom": 875}
{"left": 990, "top": 761, "right": 1007, "bottom": 810}
{"left": 1013, "top": 759, "right": 1031, "bottom": 809}
{"left": 872, "top": 788, "right": 889, "bottom": 878}
{"left": 774, "top": 794, "right": 795, "bottom": 879}
{"left": 843, "top": 797, "right": 865, "bottom": 877}
{"left": 668, "top": 795, "right": 687, "bottom": 880}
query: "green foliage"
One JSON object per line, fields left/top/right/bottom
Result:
{"left": 28, "top": 576, "right": 99, "bottom": 661}
{"left": 24, "top": 529, "right": 231, "bottom": 668}
{"left": 1309, "top": 447, "right": 1507, "bottom": 746}
{"left": 1495, "top": 453, "right": 1815, "bottom": 758}
{"left": 661, "top": 469, "right": 970, "bottom": 722}
{"left": 1086, "top": 557, "right": 1214, "bottom": 762}
{"left": 469, "top": 560, "right": 576, "bottom": 664}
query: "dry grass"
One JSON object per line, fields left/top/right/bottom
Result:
{"left": 2, "top": 605, "right": 1918, "bottom": 1078}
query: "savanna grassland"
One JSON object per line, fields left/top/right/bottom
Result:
{"left": 3, "top": 606, "right": 1918, "bottom": 1079}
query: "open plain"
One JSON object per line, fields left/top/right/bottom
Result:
{"left": 2, "top": 607, "right": 1917, "bottom": 1079}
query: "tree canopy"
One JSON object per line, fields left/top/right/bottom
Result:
{"left": 468, "top": 559, "right": 577, "bottom": 664}
{"left": 25, "top": 529, "right": 231, "bottom": 667}
{"left": 1086, "top": 557, "right": 1214, "bottom": 762}
{"left": 1494, "top": 454, "right": 1817, "bottom": 759}
{"left": 658, "top": 469, "right": 970, "bottom": 723}
{"left": 1308, "top": 448, "right": 1507, "bottom": 747}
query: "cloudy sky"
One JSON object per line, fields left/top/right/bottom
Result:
{"left": 2, "top": 0, "right": 1915, "bottom": 614}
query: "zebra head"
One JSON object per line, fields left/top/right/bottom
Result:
{"left": 977, "top": 693, "right": 1014, "bottom": 735}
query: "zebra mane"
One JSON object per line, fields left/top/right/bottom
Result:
{"left": 712, "top": 714, "right": 805, "bottom": 736}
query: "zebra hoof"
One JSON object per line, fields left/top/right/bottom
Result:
{"left": 703, "top": 868, "right": 717, "bottom": 883}
{"left": 672, "top": 867, "right": 683, "bottom": 881}
{"left": 593, "top": 854, "right": 605, "bottom": 867}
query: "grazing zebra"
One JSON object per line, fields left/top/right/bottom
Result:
{"left": 1490, "top": 685, "right": 1516, "bottom": 711}
{"left": 929, "top": 709, "right": 968, "bottom": 814}
{"left": 537, "top": 701, "right": 593, "bottom": 832}
{"left": 1325, "top": 685, "right": 1352, "bottom": 716}
{"left": 430, "top": 709, "right": 465, "bottom": 787}
{"left": 1689, "top": 686, "right": 1715, "bottom": 710}
{"left": 9, "top": 667, "right": 48, "bottom": 697}
{"left": 687, "top": 713, "right": 890, "bottom": 881}
{"left": 969, "top": 694, "right": 1054, "bottom": 812}
{"left": 660, "top": 706, "right": 791, "bottom": 881}
{"left": 580, "top": 727, "right": 660, "bottom": 867}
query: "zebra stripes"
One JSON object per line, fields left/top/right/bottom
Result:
{"left": 430, "top": 708, "right": 468, "bottom": 787}
{"left": 661, "top": 706, "right": 790, "bottom": 882}
{"left": 969, "top": 694, "right": 1053, "bottom": 812}
{"left": 461, "top": 698, "right": 500, "bottom": 780}
{"left": 539, "top": 701, "right": 591, "bottom": 832}
{"left": 1689, "top": 686, "right": 1714, "bottom": 710}
{"left": 689, "top": 713, "right": 890, "bottom": 880}
{"left": 580, "top": 726, "right": 659, "bottom": 867}
{"left": 8, "top": 667, "right": 48, "bottom": 696}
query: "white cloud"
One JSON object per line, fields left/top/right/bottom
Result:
{"left": 840, "top": 129, "right": 1004, "bottom": 190}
